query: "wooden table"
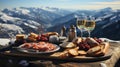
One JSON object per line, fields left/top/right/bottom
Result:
{"left": 0, "top": 42, "right": 120, "bottom": 67}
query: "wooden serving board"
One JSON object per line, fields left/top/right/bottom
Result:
{"left": 50, "top": 49, "right": 112, "bottom": 62}
{"left": 0, "top": 48, "right": 112, "bottom": 62}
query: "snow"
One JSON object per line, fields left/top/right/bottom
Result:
{"left": 0, "top": 23, "right": 24, "bottom": 32}
{"left": 95, "top": 18, "right": 102, "bottom": 22}
{"left": 102, "top": 14, "right": 113, "bottom": 19}
{"left": 27, "top": 20, "right": 41, "bottom": 26}
{"left": 0, "top": 38, "right": 10, "bottom": 47}
{"left": 0, "top": 13, "right": 20, "bottom": 22}
{"left": 23, "top": 23, "right": 37, "bottom": 29}
{"left": 110, "top": 16, "right": 116, "bottom": 20}
{"left": 0, "top": 10, "right": 40, "bottom": 29}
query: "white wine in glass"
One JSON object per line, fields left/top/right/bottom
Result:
{"left": 76, "top": 19, "right": 86, "bottom": 37}
{"left": 85, "top": 20, "right": 95, "bottom": 37}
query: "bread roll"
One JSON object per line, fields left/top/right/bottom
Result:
{"left": 28, "top": 36, "right": 37, "bottom": 42}
{"left": 16, "top": 34, "right": 25, "bottom": 40}
{"left": 29, "top": 33, "right": 38, "bottom": 38}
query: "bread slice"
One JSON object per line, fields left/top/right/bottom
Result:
{"left": 68, "top": 48, "right": 79, "bottom": 56}
{"left": 87, "top": 45, "right": 101, "bottom": 55}
{"left": 78, "top": 50, "right": 87, "bottom": 55}
{"left": 59, "top": 51, "right": 69, "bottom": 58}
{"left": 87, "top": 42, "right": 110, "bottom": 57}
{"left": 101, "top": 42, "right": 110, "bottom": 54}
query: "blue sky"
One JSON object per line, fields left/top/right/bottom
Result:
{"left": 0, "top": 0, "right": 120, "bottom": 10}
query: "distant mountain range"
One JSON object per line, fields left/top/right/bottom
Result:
{"left": 0, "top": 7, "right": 120, "bottom": 40}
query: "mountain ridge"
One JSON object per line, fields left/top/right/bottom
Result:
{"left": 0, "top": 7, "right": 120, "bottom": 40}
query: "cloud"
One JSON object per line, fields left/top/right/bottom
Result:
{"left": 92, "top": 1, "right": 120, "bottom": 5}
{"left": 60, "top": 3, "right": 120, "bottom": 10}
{"left": 64, "top": 1, "right": 119, "bottom": 10}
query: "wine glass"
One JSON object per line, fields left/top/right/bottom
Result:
{"left": 85, "top": 20, "right": 95, "bottom": 37}
{"left": 76, "top": 19, "right": 86, "bottom": 37}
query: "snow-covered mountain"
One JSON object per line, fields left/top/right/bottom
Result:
{"left": 2, "top": 7, "right": 72, "bottom": 25}
{"left": 52, "top": 10, "right": 94, "bottom": 26}
{"left": 0, "top": 7, "right": 72, "bottom": 38}
{"left": 0, "top": 11, "right": 42, "bottom": 37}
{"left": 0, "top": 23, "right": 24, "bottom": 38}
{"left": 0, "top": 7, "right": 120, "bottom": 40}
{"left": 48, "top": 7, "right": 120, "bottom": 40}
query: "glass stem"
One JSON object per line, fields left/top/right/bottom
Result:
{"left": 88, "top": 31, "right": 91, "bottom": 37}
{"left": 80, "top": 30, "right": 82, "bottom": 37}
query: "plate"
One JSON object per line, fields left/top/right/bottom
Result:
{"left": 16, "top": 44, "right": 60, "bottom": 54}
